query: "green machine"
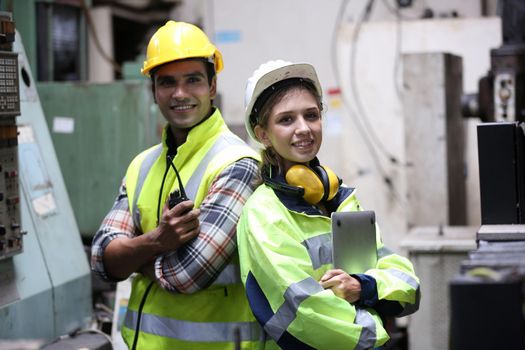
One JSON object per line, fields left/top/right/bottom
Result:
{"left": 3, "top": 1, "right": 162, "bottom": 240}
{"left": 37, "top": 80, "right": 163, "bottom": 238}
{"left": 0, "top": 23, "right": 92, "bottom": 342}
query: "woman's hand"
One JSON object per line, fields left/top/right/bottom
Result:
{"left": 320, "top": 269, "right": 362, "bottom": 304}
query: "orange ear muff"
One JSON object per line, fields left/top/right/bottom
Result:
{"left": 285, "top": 164, "right": 339, "bottom": 204}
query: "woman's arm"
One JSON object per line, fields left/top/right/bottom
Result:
{"left": 238, "top": 198, "right": 389, "bottom": 350}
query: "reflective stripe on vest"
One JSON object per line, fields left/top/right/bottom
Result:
{"left": 184, "top": 134, "right": 248, "bottom": 201}
{"left": 262, "top": 277, "right": 379, "bottom": 348}
{"left": 386, "top": 268, "right": 419, "bottom": 290}
{"left": 355, "top": 309, "right": 378, "bottom": 350}
{"left": 131, "top": 134, "right": 247, "bottom": 228}
{"left": 131, "top": 134, "right": 247, "bottom": 286}
{"left": 263, "top": 277, "right": 323, "bottom": 341}
{"left": 213, "top": 263, "right": 241, "bottom": 285}
{"left": 132, "top": 144, "right": 163, "bottom": 229}
{"left": 301, "top": 234, "right": 420, "bottom": 317}
{"left": 301, "top": 233, "right": 332, "bottom": 269}
{"left": 124, "top": 310, "right": 262, "bottom": 342}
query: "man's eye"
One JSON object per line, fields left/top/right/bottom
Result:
{"left": 187, "top": 76, "right": 201, "bottom": 83}
{"left": 158, "top": 79, "right": 174, "bottom": 87}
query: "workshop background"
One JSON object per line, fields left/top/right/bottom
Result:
{"left": 0, "top": 0, "right": 523, "bottom": 349}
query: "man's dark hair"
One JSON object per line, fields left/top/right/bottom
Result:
{"left": 150, "top": 58, "right": 216, "bottom": 86}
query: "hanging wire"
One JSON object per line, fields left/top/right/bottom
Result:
{"left": 383, "top": 0, "right": 405, "bottom": 103}
{"left": 331, "top": 0, "right": 385, "bottom": 175}
{"left": 80, "top": 0, "right": 122, "bottom": 75}
{"left": 331, "top": 0, "right": 408, "bottom": 208}
{"left": 348, "top": 0, "right": 405, "bottom": 166}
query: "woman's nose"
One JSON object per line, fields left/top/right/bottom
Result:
{"left": 295, "top": 116, "right": 310, "bottom": 134}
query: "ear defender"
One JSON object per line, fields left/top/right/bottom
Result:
{"left": 285, "top": 164, "right": 339, "bottom": 204}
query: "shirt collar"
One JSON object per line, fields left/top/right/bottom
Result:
{"left": 162, "top": 108, "right": 226, "bottom": 156}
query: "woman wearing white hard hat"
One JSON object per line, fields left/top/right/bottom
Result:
{"left": 237, "top": 60, "right": 420, "bottom": 349}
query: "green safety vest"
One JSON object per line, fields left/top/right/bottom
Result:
{"left": 122, "top": 109, "right": 262, "bottom": 349}
{"left": 238, "top": 184, "right": 420, "bottom": 349}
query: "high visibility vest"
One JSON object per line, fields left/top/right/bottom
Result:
{"left": 122, "top": 110, "right": 262, "bottom": 350}
{"left": 238, "top": 184, "right": 420, "bottom": 349}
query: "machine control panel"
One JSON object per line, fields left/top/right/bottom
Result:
{"left": 0, "top": 124, "right": 21, "bottom": 259}
{"left": 0, "top": 12, "right": 21, "bottom": 260}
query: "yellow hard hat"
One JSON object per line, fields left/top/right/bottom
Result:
{"left": 141, "top": 20, "right": 223, "bottom": 76}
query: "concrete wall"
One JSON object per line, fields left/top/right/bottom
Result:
{"left": 205, "top": 0, "right": 501, "bottom": 253}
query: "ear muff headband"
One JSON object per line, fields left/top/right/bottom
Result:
{"left": 313, "top": 165, "right": 339, "bottom": 201}
{"left": 312, "top": 166, "right": 330, "bottom": 201}
{"left": 262, "top": 172, "right": 305, "bottom": 197}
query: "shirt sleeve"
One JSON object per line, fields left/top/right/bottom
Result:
{"left": 154, "top": 157, "right": 259, "bottom": 293}
{"left": 90, "top": 179, "right": 137, "bottom": 282}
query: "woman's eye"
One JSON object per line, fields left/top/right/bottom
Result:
{"left": 278, "top": 116, "right": 292, "bottom": 124}
{"left": 306, "top": 112, "right": 320, "bottom": 120}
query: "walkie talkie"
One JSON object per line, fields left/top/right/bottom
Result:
{"left": 166, "top": 155, "right": 189, "bottom": 209}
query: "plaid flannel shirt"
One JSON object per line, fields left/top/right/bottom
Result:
{"left": 91, "top": 157, "right": 259, "bottom": 293}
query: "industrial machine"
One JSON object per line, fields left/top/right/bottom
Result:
{"left": 450, "top": 0, "right": 525, "bottom": 348}
{"left": 0, "top": 13, "right": 93, "bottom": 346}
{"left": 0, "top": 12, "right": 22, "bottom": 261}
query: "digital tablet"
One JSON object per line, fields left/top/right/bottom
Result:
{"left": 331, "top": 210, "right": 378, "bottom": 274}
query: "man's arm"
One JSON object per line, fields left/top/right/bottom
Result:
{"left": 154, "top": 157, "right": 259, "bottom": 293}
{"left": 91, "top": 181, "right": 137, "bottom": 281}
{"left": 91, "top": 180, "right": 201, "bottom": 281}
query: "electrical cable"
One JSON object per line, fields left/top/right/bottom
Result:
{"left": 331, "top": 0, "right": 408, "bottom": 208}
{"left": 349, "top": 0, "right": 402, "bottom": 167}
{"left": 140, "top": 154, "right": 186, "bottom": 349}
{"left": 331, "top": 0, "right": 383, "bottom": 175}
{"left": 156, "top": 154, "right": 172, "bottom": 225}
{"left": 76, "top": 328, "right": 114, "bottom": 346}
{"left": 131, "top": 281, "right": 155, "bottom": 350}
{"left": 39, "top": 327, "right": 115, "bottom": 348}
{"left": 80, "top": 0, "right": 122, "bottom": 75}
{"left": 330, "top": 0, "right": 385, "bottom": 174}
{"left": 383, "top": 0, "right": 405, "bottom": 103}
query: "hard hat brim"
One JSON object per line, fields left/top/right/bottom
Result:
{"left": 244, "top": 63, "right": 322, "bottom": 143}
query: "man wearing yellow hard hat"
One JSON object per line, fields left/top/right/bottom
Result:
{"left": 91, "top": 21, "right": 261, "bottom": 349}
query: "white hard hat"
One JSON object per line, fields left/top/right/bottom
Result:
{"left": 244, "top": 60, "right": 322, "bottom": 143}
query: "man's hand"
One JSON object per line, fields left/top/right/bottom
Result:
{"left": 103, "top": 200, "right": 199, "bottom": 280}
{"left": 320, "top": 269, "right": 362, "bottom": 304}
{"left": 152, "top": 200, "right": 201, "bottom": 253}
